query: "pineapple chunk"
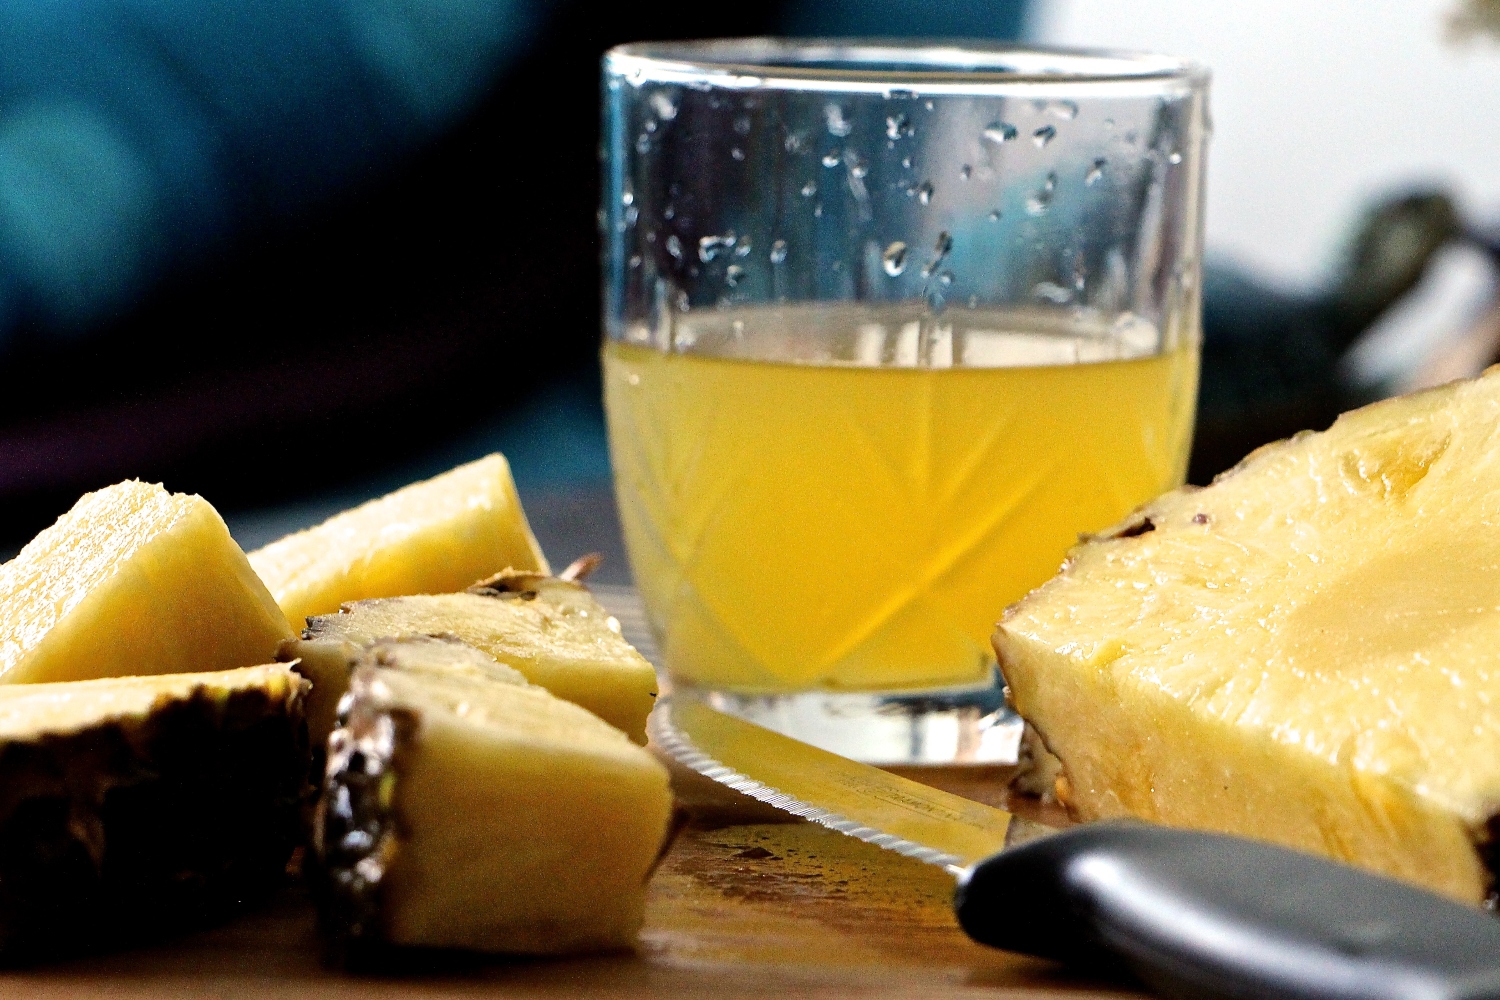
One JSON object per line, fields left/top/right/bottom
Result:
{"left": 314, "top": 644, "right": 673, "bottom": 955}
{"left": 0, "top": 664, "right": 309, "bottom": 958}
{"left": 248, "top": 454, "right": 549, "bottom": 631}
{"left": 997, "top": 370, "right": 1500, "bottom": 904}
{"left": 0, "top": 481, "right": 293, "bottom": 685}
{"left": 284, "top": 571, "right": 657, "bottom": 745}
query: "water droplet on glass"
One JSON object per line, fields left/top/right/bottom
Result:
{"left": 621, "top": 190, "right": 634, "bottom": 207}
{"left": 959, "top": 164, "right": 972, "bottom": 180}
{"left": 982, "top": 122, "right": 1018, "bottom": 145}
{"left": 1032, "top": 125, "right": 1056, "bottom": 148}
{"left": 900, "top": 156, "right": 913, "bottom": 169}
{"left": 824, "top": 104, "right": 853, "bottom": 138}
{"left": 1168, "top": 151, "right": 1183, "bottom": 164}
{"left": 1025, "top": 172, "right": 1057, "bottom": 215}
{"left": 801, "top": 180, "right": 818, "bottom": 197}
{"left": 628, "top": 254, "right": 642, "bottom": 269}
{"left": 698, "top": 233, "right": 737, "bottom": 262}
{"left": 886, "top": 114, "right": 912, "bottom": 140}
{"left": 822, "top": 152, "right": 840, "bottom": 168}
{"left": 650, "top": 92, "right": 678, "bottom": 120}
{"left": 814, "top": 203, "right": 823, "bottom": 218}
{"left": 1045, "top": 99, "right": 1079, "bottom": 120}
{"left": 1085, "top": 158, "right": 1107, "bottom": 186}
{"left": 726, "top": 264, "right": 745, "bottom": 286}
{"left": 666, "top": 235, "right": 682, "bottom": 259}
{"left": 769, "top": 239, "right": 788, "bottom": 264}
{"left": 1103, "top": 117, "right": 1116, "bottom": 130}
{"left": 937, "top": 270, "right": 954, "bottom": 287}
{"left": 988, "top": 209, "right": 1002, "bottom": 221}
{"left": 635, "top": 134, "right": 651, "bottom": 154}
{"left": 882, "top": 241, "right": 908, "bottom": 276}
{"left": 784, "top": 130, "right": 809, "bottom": 153}
{"left": 734, "top": 237, "right": 752, "bottom": 257}
{"left": 909, "top": 180, "right": 934, "bottom": 204}
{"left": 734, "top": 116, "right": 752, "bottom": 135}
{"left": 924, "top": 100, "right": 934, "bottom": 111}
{"left": 921, "top": 231, "right": 953, "bottom": 278}
{"left": 1032, "top": 281, "right": 1073, "bottom": 304}
{"left": 624, "top": 205, "right": 639, "bottom": 226}
{"left": 731, "top": 147, "right": 745, "bottom": 161}
{"left": 848, "top": 154, "right": 869, "bottom": 180}
{"left": 663, "top": 204, "right": 675, "bottom": 220}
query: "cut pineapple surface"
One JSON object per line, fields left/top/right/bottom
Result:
{"left": 289, "top": 633, "right": 527, "bottom": 750}
{"left": 248, "top": 454, "right": 549, "bottom": 631}
{"left": 0, "top": 664, "right": 309, "bottom": 958}
{"left": 998, "top": 370, "right": 1500, "bottom": 903}
{"left": 287, "top": 573, "right": 657, "bottom": 743}
{"left": 0, "top": 481, "right": 292, "bottom": 685}
{"left": 315, "top": 649, "right": 672, "bottom": 955}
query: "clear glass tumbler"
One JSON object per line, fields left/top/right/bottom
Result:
{"left": 601, "top": 40, "right": 1208, "bottom": 765}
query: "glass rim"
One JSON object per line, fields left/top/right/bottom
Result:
{"left": 605, "top": 38, "right": 1209, "bottom": 94}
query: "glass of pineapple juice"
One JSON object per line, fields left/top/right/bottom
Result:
{"left": 601, "top": 40, "right": 1208, "bottom": 764}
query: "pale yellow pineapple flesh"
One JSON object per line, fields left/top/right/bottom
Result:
{"left": 286, "top": 576, "right": 657, "bottom": 744}
{"left": 288, "top": 632, "right": 528, "bottom": 749}
{"left": 320, "top": 659, "right": 673, "bottom": 954}
{"left": 248, "top": 454, "right": 549, "bottom": 631}
{"left": 997, "top": 369, "right": 1500, "bottom": 904}
{"left": 0, "top": 481, "right": 292, "bottom": 685}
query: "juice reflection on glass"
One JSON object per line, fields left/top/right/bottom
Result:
{"left": 605, "top": 302, "right": 1199, "bottom": 695}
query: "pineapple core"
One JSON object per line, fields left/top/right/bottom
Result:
{"left": 0, "top": 481, "right": 292, "bottom": 685}
{"left": 248, "top": 454, "right": 549, "bottom": 631}
{"left": 316, "top": 654, "right": 673, "bottom": 955}
{"left": 998, "top": 370, "right": 1500, "bottom": 904}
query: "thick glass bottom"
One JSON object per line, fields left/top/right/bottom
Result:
{"left": 678, "top": 669, "right": 1023, "bottom": 766}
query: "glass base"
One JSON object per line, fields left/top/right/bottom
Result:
{"left": 680, "top": 668, "right": 1023, "bottom": 766}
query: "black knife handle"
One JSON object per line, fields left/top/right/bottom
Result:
{"left": 954, "top": 821, "right": 1500, "bottom": 1000}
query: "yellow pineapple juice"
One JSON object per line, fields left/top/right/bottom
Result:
{"left": 604, "top": 305, "right": 1198, "bottom": 694}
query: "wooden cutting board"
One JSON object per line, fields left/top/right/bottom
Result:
{"left": 0, "top": 760, "right": 1143, "bottom": 1000}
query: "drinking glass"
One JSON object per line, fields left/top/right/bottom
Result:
{"left": 601, "top": 40, "right": 1208, "bottom": 764}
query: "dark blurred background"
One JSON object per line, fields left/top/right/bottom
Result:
{"left": 1, "top": 0, "right": 1498, "bottom": 577}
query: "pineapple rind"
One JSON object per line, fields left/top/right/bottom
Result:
{"left": 0, "top": 482, "right": 293, "bottom": 685}
{"left": 997, "top": 369, "right": 1500, "bottom": 904}
{"left": 291, "top": 581, "right": 657, "bottom": 744}
{"left": 0, "top": 664, "right": 309, "bottom": 959}
{"left": 316, "top": 655, "right": 672, "bottom": 956}
{"left": 248, "top": 454, "right": 549, "bottom": 631}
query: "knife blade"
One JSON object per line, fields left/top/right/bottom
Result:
{"left": 653, "top": 694, "right": 1500, "bottom": 1000}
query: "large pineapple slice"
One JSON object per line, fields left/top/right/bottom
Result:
{"left": 313, "top": 641, "right": 672, "bottom": 956}
{"left": 0, "top": 481, "right": 293, "bottom": 685}
{"left": 284, "top": 570, "right": 657, "bottom": 745}
{"left": 248, "top": 454, "right": 549, "bottom": 631}
{"left": 0, "top": 664, "right": 309, "bottom": 958}
{"left": 998, "top": 369, "right": 1500, "bottom": 904}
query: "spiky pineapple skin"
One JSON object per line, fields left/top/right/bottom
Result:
{"left": 0, "top": 666, "right": 310, "bottom": 960}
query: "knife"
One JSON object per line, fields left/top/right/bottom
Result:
{"left": 653, "top": 694, "right": 1500, "bottom": 1000}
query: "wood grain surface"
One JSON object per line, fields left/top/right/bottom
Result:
{"left": 0, "top": 763, "right": 1143, "bottom": 999}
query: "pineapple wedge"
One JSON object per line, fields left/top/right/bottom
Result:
{"left": 314, "top": 641, "right": 672, "bottom": 956}
{"left": 0, "top": 481, "right": 292, "bottom": 685}
{"left": 284, "top": 570, "right": 657, "bottom": 746}
{"left": 0, "top": 664, "right": 309, "bottom": 958}
{"left": 248, "top": 454, "right": 549, "bottom": 632}
{"left": 998, "top": 369, "right": 1500, "bottom": 904}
